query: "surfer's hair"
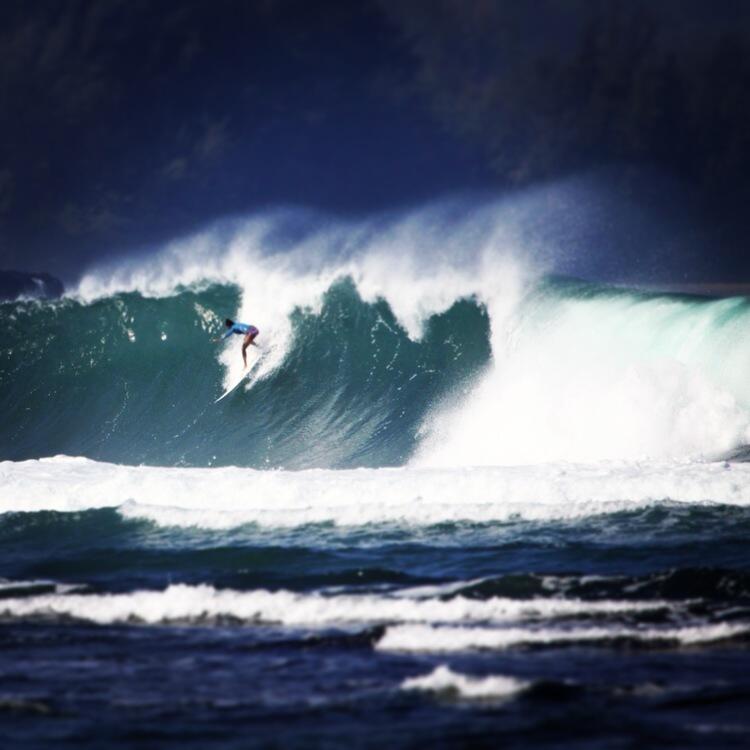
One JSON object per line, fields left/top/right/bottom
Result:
{"left": 225, "top": 318, "right": 234, "bottom": 327}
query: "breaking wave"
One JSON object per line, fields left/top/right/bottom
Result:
{"left": 2, "top": 204, "right": 750, "bottom": 471}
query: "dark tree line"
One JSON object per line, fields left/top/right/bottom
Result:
{"left": 384, "top": 0, "right": 750, "bottom": 193}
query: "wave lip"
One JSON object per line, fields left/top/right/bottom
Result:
{"left": 401, "top": 665, "right": 528, "bottom": 700}
{"left": 0, "top": 579, "right": 84, "bottom": 597}
{"left": 3, "top": 455, "right": 750, "bottom": 529}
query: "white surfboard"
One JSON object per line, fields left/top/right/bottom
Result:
{"left": 215, "top": 352, "right": 262, "bottom": 403}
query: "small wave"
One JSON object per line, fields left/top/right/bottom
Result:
{"left": 401, "top": 665, "right": 528, "bottom": 700}
{"left": 0, "top": 583, "right": 667, "bottom": 627}
{"left": 377, "top": 622, "right": 749, "bottom": 652}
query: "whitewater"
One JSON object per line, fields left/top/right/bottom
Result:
{"left": 3, "top": 456, "right": 750, "bottom": 528}
{"left": 2, "top": 198, "right": 750, "bottom": 747}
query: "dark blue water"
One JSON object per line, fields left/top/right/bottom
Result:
{"left": 0, "top": 507, "right": 749, "bottom": 748}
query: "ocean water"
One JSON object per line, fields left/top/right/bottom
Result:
{"left": 2, "top": 208, "right": 750, "bottom": 748}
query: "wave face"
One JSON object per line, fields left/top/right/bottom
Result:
{"left": 3, "top": 271, "right": 750, "bottom": 469}
{"left": 0, "top": 280, "right": 489, "bottom": 467}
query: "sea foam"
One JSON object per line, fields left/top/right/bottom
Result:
{"left": 377, "top": 622, "right": 749, "bottom": 652}
{"left": 0, "top": 583, "right": 668, "bottom": 626}
{"left": 401, "top": 665, "right": 529, "bottom": 700}
{"left": 2, "top": 455, "right": 750, "bottom": 529}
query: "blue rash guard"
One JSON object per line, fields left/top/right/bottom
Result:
{"left": 222, "top": 322, "right": 259, "bottom": 339}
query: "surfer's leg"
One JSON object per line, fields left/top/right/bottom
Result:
{"left": 241, "top": 331, "right": 258, "bottom": 366}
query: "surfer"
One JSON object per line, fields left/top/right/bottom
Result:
{"left": 215, "top": 319, "right": 259, "bottom": 367}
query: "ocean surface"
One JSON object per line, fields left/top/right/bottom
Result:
{"left": 2, "top": 209, "right": 750, "bottom": 748}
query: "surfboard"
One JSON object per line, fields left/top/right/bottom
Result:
{"left": 215, "top": 352, "right": 262, "bottom": 403}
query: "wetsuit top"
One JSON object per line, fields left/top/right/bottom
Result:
{"left": 222, "top": 322, "right": 258, "bottom": 339}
